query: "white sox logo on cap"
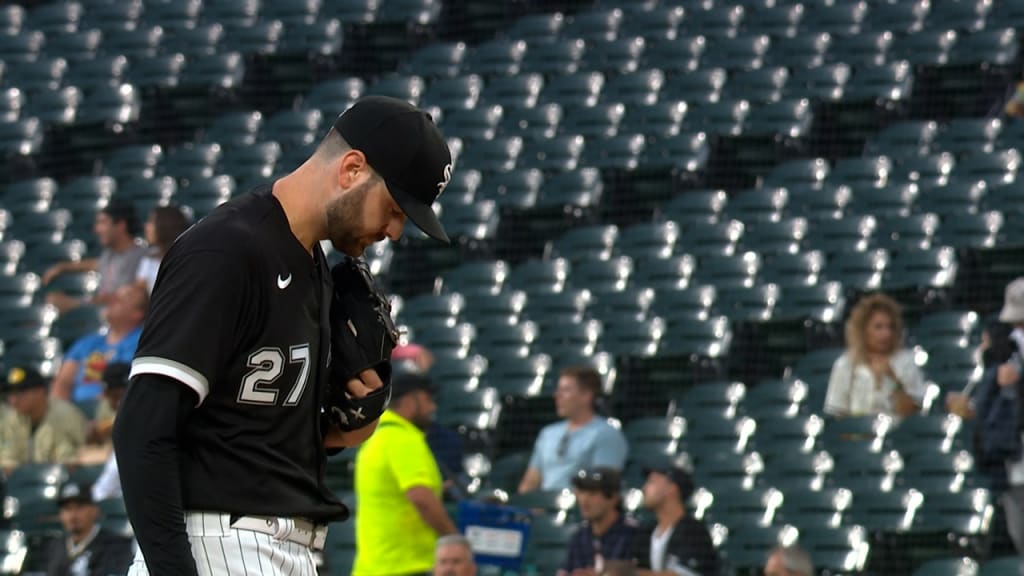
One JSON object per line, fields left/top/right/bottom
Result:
{"left": 437, "top": 163, "right": 453, "bottom": 196}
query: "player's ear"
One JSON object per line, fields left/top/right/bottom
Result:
{"left": 337, "top": 150, "right": 368, "bottom": 188}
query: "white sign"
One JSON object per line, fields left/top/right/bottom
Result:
{"left": 465, "top": 525, "right": 524, "bottom": 558}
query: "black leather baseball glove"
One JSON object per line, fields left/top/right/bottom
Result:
{"left": 325, "top": 256, "right": 399, "bottom": 431}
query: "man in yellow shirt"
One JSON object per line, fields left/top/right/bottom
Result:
{"left": 0, "top": 366, "right": 86, "bottom": 474}
{"left": 354, "top": 372, "right": 457, "bottom": 576}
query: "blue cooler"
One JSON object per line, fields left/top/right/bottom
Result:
{"left": 457, "top": 500, "right": 532, "bottom": 570}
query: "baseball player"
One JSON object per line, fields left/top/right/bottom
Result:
{"left": 112, "top": 96, "right": 453, "bottom": 575}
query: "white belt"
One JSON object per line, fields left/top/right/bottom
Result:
{"left": 230, "top": 516, "right": 328, "bottom": 551}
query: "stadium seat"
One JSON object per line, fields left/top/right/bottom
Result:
{"left": 912, "top": 557, "right": 979, "bottom": 576}
{"left": 677, "top": 220, "right": 746, "bottom": 259}
{"left": 560, "top": 102, "right": 625, "bottom": 139}
{"left": 658, "top": 189, "right": 727, "bottom": 227}
{"left": 680, "top": 4, "right": 745, "bottom": 38}
{"left": 890, "top": 29, "right": 958, "bottom": 66}
{"left": 661, "top": 68, "right": 727, "bottom": 105}
{"left": 222, "top": 21, "right": 283, "bottom": 57}
{"left": 462, "top": 38, "right": 527, "bottom": 78}
{"left": 505, "top": 12, "right": 564, "bottom": 43}
{"left": 101, "top": 25, "right": 164, "bottom": 60}
{"left": 620, "top": 6, "right": 683, "bottom": 41}
{"left": 767, "top": 32, "right": 831, "bottom": 69}
{"left": 828, "top": 31, "right": 893, "bottom": 68}
{"left": 201, "top": 111, "right": 263, "bottom": 148}
{"left": 561, "top": 7, "right": 623, "bottom": 42}
{"left": 161, "top": 23, "right": 225, "bottom": 58}
{"left": 981, "top": 556, "right": 1024, "bottom": 575}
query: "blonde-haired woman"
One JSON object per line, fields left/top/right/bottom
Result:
{"left": 824, "top": 293, "right": 925, "bottom": 418}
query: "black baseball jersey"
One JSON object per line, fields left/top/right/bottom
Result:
{"left": 131, "top": 185, "right": 348, "bottom": 522}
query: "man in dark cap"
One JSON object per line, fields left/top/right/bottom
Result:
{"left": 113, "top": 96, "right": 454, "bottom": 575}
{"left": 560, "top": 467, "right": 642, "bottom": 576}
{"left": 44, "top": 198, "right": 147, "bottom": 315}
{"left": 634, "top": 463, "right": 719, "bottom": 576}
{"left": 45, "top": 481, "right": 133, "bottom": 576}
{"left": 355, "top": 371, "right": 457, "bottom": 575}
{"left": 0, "top": 366, "right": 86, "bottom": 474}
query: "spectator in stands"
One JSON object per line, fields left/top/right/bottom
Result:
{"left": 43, "top": 199, "right": 147, "bottom": 315}
{"left": 965, "top": 278, "right": 1024, "bottom": 552}
{"left": 946, "top": 320, "right": 1016, "bottom": 420}
{"left": 634, "top": 464, "right": 720, "bottom": 576}
{"left": 46, "top": 481, "right": 133, "bottom": 576}
{"left": 824, "top": 293, "right": 926, "bottom": 419}
{"left": 560, "top": 467, "right": 641, "bottom": 576}
{"left": 519, "top": 366, "right": 629, "bottom": 493}
{"left": 354, "top": 372, "right": 457, "bottom": 575}
{"left": 90, "top": 362, "right": 130, "bottom": 502}
{"left": 135, "top": 205, "right": 190, "bottom": 294}
{"left": 433, "top": 534, "right": 477, "bottom": 576}
{"left": 764, "top": 545, "right": 813, "bottom": 576}
{"left": 0, "top": 366, "right": 86, "bottom": 474}
{"left": 50, "top": 283, "right": 147, "bottom": 405}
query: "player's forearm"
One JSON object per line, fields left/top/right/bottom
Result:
{"left": 113, "top": 375, "right": 200, "bottom": 576}
{"left": 406, "top": 486, "right": 457, "bottom": 536}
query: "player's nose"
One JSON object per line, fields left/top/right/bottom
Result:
{"left": 384, "top": 216, "right": 404, "bottom": 241}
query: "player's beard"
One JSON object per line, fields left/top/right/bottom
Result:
{"left": 326, "top": 179, "right": 373, "bottom": 257}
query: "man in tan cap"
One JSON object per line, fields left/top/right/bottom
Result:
{"left": 0, "top": 366, "right": 86, "bottom": 474}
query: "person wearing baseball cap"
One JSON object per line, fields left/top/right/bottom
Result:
{"left": 634, "top": 461, "right": 720, "bottom": 576}
{"left": 0, "top": 366, "right": 86, "bottom": 475}
{"left": 354, "top": 372, "right": 457, "bottom": 575}
{"left": 46, "top": 480, "right": 133, "bottom": 576}
{"left": 561, "top": 467, "right": 642, "bottom": 575}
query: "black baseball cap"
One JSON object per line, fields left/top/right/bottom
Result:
{"left": 572, "top": 467, "right": 623, "bottom": 496}
{"left": 643, "top": 464, "right": 695, "bottom": 501}
{"left": 391, "top": 372, "right": 438, "bottom": 401}
{"left": 334, "top": 96, "right": 452, "bottom": 244}
{"left": 102, "top": 362, "right": 132, "bottom": 391}
{"left": 4, "top": 366, "right": 47, "bottom": 393}
{"left": 57, "top": 481, "right": 94, "bottom": 507}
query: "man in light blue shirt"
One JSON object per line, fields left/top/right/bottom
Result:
{"left": 518, "top": 366, "right": 629, "bottom": 492}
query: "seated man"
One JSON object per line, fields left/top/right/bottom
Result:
{"left": 519, "top": 366, "right": 629, "bottom": 493}
{"left": 50, "top": 283, "right": 147, "bottom": 404}
{"left": 46, "top": 481, "right": 133, "bottom": 576}
{"left": 44, "top": 199, "right": 147, "bottom": 315}
{"left": 634, "top": 463, "right": 720, "bottom": 576}
{"left": 561, "top": 468, "right": 642, "bottom": 576}
{"left": 433, "top": 534, "right": 477, "bottom": 576}
{"left": 0, "top": 366, "right": 86, "bottom": 474}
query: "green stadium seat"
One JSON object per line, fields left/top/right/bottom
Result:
{"left": 201, "top": 0, "right": 260, "bottom": 30}
{"left": 441, "top": 105, "right": 503, "bottom": 142}
{"left": 560, "top": 7, "right": 622, "bottom": 42}
{"left": 46, "top": 28, "right": 102, "bottom": 63}
{"left": 161, "top": 143, "right": 223, "bottom": 181}
{"left": 956, "top": 150, "right": 1020, "bottom": 186}
{"left": 640, "top": 35, "right": 705, "bottom": 75}
{"left": 520, "top": 38, "right": 586, "bottom": 76}
{"left": 505, "top": 12, "right": 564, "bottom": 43}
{"left": 551, "top": 224, "right": 618, "bottom": 264}
{"left": 581, "top": 35, "right": 645, "bottom": 75}
{"left": 462, "top": 38, "right": 527, "bottom": 78}
{"left": 260, "top": 109, "right": 324, "bottom": 150}
{"left": 744, "top": 3, "right": 803, "bottom": 37}
{"left": 561, "top": 102, "right": 624, "bottom": 139}
{"left": 723, "top": 67, "right": 789, "bottom": 105}
{"left": 143, "top": 0, "right": 202, "bottom": 31}
{"left": 891, "top": 29, "right": 958, "bottom": 66}
{"left": 619, "top": 99, "right": 687, "bottom": 138}
{"left": 103, "top": 145, "right": 163, "bottom": 180}
{"left": 693, "top": 252, "right": 760, "bottom": 289}
{"left": 616, "top": 221, "right": 679, "bottom": 264}
{"left": 658, "top": 189, "right": 727, "bottom": 227}
{"left": 867, "top": 120, "right": 940, "bottom": 158}
{"left": 539, "top": 71, "right": 604, "bottom": 109}
{"left": 0, "top": 5, "right": 23, "bottom": 35}
{"left": 981, "top": 556, "right": 1024, "bottom": 575}
{"left": 101, "top": 26, "right": 164, "bottom": 60}
{"left": 702, "top": 34, "right": 772, "bottom": 71}
{"left": 875, "top": 213, "right": 941, "bottom": 251}
{"left": 400, "top": 41, "right": 467, "bottom": 79}
{"left": 797, "top": 525, "right": 870, "bottom": 573}
{"left": 759, "top": 251, "right": 825, "bottom": 287}
{"left": 661, "top": 68, "right": 727, "bottom": 105}
{"left": 620, "top": 6, "right": 682, "bottom": 41}
{"left": 679, "top": 4, "right": 745, "bottom": 37}
{"left": 912, "top": 557, "right": 980, "bottom": 576}
{"left": 676, "top": 220, "right": 745, "bottom": 259}
{"left": 484, "top": 451, "right": 531, "bottom": 493}
{"left": 767, "top": 32, "right": 831, "bottom": 69}
{"left": 161, "top": 23, "right": 225, "bottom": 58}
{"left": 27, "top": 2, "right": 82, "bottom": 35}
{"left": 126, "top": 53, "right": 184, "bottom": 93}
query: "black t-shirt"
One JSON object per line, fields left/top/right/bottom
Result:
{"left": 634, "top": 516, "right": 720, "bottom": 576}
{"left": 131, "top": 186, "right": 347, "bottom": 522}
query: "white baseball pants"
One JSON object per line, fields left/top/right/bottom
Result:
{"left": 126, "top": 511, "right": 318, "bottom": 576}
